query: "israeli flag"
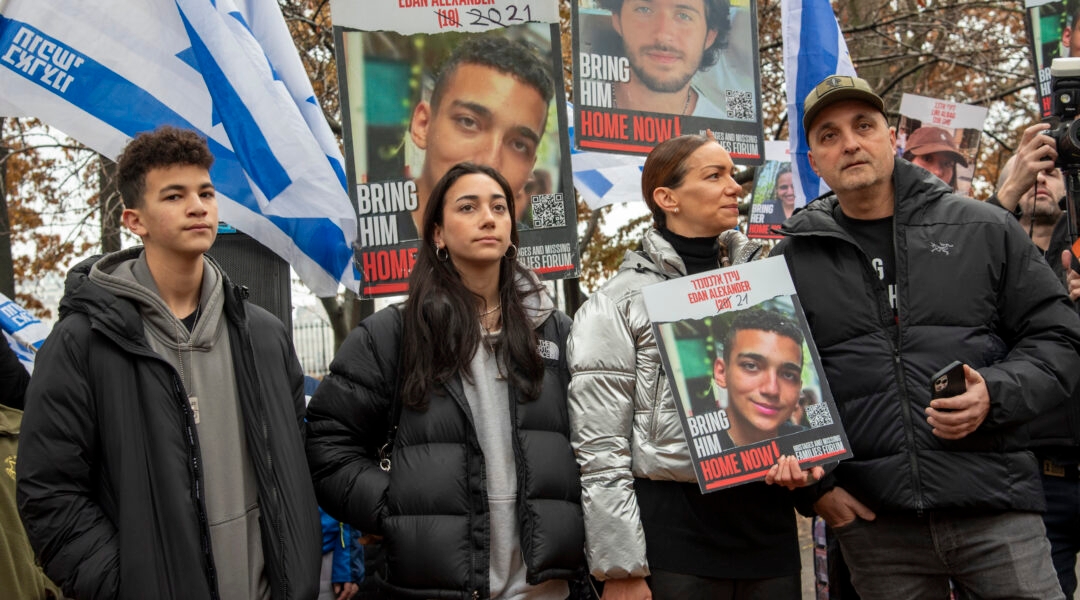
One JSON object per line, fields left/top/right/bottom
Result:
{"left": 0, "top": 293, "right": 50, "bottom": 373}
{"left": 568, "top": 103, "right": 646, "bottom": 210}
{"left": 0, "top": 0, "right": 358, "bottom": 297}
{"left": 782, "top": 0, "right": 856, "bottom": 204}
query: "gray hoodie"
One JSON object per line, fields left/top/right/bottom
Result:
{"left": 461, "top": 272, "right": 568, "bottom": 600}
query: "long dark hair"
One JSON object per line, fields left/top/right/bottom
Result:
{"left": 400, "top": 162, "right": 544, "bottom": 410}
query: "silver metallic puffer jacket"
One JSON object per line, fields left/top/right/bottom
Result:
{"left": 567, "top": 227, "right": 762, "bottom": 580}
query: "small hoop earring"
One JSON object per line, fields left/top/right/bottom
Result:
{"left": 504, "top": 244, "right": 518, "bottom": 259}
{"left": 435, "top": 245, "right": 449, "bottom": 262}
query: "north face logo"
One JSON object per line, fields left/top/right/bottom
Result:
{"left": 538, "top": 339, "right": 559, "bottom": 361}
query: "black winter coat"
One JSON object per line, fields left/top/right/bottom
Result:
{"left": 16, "top": 253, "right": 322, "bottom": 600}
{"left": 774, "top": 159, "right": 1080, "bottom": 513}
{"left": 305, "top": 305, "right": 586, "bottom": 599}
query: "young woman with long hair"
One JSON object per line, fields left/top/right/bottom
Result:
{"left": 306, "top": 163, "right": 585, "bottom": 599}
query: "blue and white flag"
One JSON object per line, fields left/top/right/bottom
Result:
{"left": 568, "top": 103, "right": 646, "bottom": 210}
{"left": 0, "top": 0, "right": 358, "bottom": 297}
{"left": 0, "top": 293, "right": 50, "bottom": 373}
{"left": 782, "top": 0, "right": 856, "bottom": 204}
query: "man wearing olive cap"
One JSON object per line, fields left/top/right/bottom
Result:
{"left": 770, "top": 74, "right": 1080, "bottom": 599}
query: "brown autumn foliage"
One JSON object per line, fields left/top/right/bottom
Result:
{"left": 0, "top": 0, "right": 1052, "bottom": 321}
{"left": 0, "top": 118, "right": 98, "bottom": 318}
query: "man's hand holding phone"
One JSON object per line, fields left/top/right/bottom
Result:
{"left": 925, "top": 363, "right": 989, "bottom": 440}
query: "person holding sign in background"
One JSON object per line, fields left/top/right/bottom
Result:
{"left": 306, "top": 163, "right": 585, "bottom": 599}
{"left": 568, "top": 133, "right": 819, "bottom": 600}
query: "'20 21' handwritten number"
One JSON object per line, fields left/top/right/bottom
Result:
{"left": 467, "top": 4, "right": 534, "bottom": 26}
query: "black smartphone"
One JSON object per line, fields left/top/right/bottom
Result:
{"left": 930, "top": 360, "right": 966, "bottom": 399}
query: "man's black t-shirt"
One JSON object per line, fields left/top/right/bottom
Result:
{"left": 835, "top": 209, "right": 897, "bottom": 320}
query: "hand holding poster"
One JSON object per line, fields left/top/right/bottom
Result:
{"left": 641, "top": 256, "right": 850, "bottom": 492}
{"left": 896, "top": 93, "right": 987, "bottom": 198}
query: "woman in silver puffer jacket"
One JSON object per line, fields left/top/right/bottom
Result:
{"left": 567, "top": 134, "right": 807, "bottom": 600}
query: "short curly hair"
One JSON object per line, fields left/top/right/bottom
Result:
{"left": 598, "top": 0, "right": 732, "bottom": 71}
{"left": 116, "top": 126, "right": 214, "bottom": 209}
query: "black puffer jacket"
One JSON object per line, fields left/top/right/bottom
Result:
{"left": 773, "top": 159, "right": 1080, "bottom": 513}
{"left": 306, "top": 304, "right": 586, "bottom": 599}
{"left": 17, "top": 253, "right": 321, "bottom": 600}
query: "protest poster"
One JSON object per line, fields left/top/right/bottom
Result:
{"left": 570, "top": 0, "right": 764, "bottom": 162}
{"left": 896, "top": 93, "right": 987, "bottom": 198}
{"left": 331, "top": 0, "right": 579, "bottom": 296}
{"left": 1025, "top": 0, "right": 1076, "bottom": 118}
{"left": 747, "top": 140, "right": 794, "bottom": 240}
{"left": 641, "top": 256, "right": 850, "bottom": 492}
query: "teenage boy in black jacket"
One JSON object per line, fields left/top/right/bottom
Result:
{"left": 17, "top": 126, "right": 321, "bottom": 600}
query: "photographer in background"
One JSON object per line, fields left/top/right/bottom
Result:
{"left": 990, "top": 120, "right": 1080, "bottom": 597}
{"left": 990, "top": 123, "right": 1074, "bottom": 278}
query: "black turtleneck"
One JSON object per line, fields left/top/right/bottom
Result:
{"left": 659, "top": 227, "right": 721, "bottom": 275}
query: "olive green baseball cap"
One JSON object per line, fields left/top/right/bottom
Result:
{"left": 802, "top": 75, "right": 886, "bottom": 135}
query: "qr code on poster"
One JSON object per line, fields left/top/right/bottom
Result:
{"left": 725, "top": 90, "right": 754, "bottom": 120}
{"left": 530, "top": 193, "right": 566, "bottom": 229}
{"left": 805, "top": 403, "right": 834, "bottom": 428}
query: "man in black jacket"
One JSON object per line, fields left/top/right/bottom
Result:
{"left": 772, "top": 75, "right": 1080, "bottom": 599}
{"left": 17, "top": 126, "right": 321, "bottom": 600}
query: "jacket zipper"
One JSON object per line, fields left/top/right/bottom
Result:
{"left": 173, "top": 374, "right": 220, "bottom": 600}
{"left": 507, "top": 385, "right": 532, "bottom": 582}
{"left": 787, "top": 219, "right": 927, "bottom": 513}
{"left": 100, "top": 325, "right": 220, "bottom": 600}
{"left": 888, "top": 221, "right": 925, "bottom": 513}
{"left": 446, "top": 380, "right": 486, "bottom": 598}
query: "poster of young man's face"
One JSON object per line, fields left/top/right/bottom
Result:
{"left": 335, "top": 24, "right": 579, "bottom": 296}
{"left": 659, "top": 297, "right": 825, "bottom": 450}
{"left": 571, "top": 0, "right": 764, "bottom": 161}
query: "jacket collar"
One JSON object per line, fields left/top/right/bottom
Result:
{"left": 622, "top": 226, "right": 763, "bottom": 279}
{"left": 780, "top": 157, "right": 953, "bottom": 237}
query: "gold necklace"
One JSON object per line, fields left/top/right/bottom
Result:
{"left": 613, "top": 86, "right": 692, "bottom": 115}
{"left": 479, "top": 303, "right": 501, "bottom": 317}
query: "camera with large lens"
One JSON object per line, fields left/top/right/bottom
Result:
{"left": 1048, "top": 57, "right": 1080, "bottom": 171}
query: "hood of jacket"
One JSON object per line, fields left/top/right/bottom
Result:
{"left": 519, "top": 268, "right": 554, "bottom": 331}
{"left": 88, "top": 248, "right": 225, "bottom": 352}
{"left": 59, "top": 248, "right": 245, "bottom": 349}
